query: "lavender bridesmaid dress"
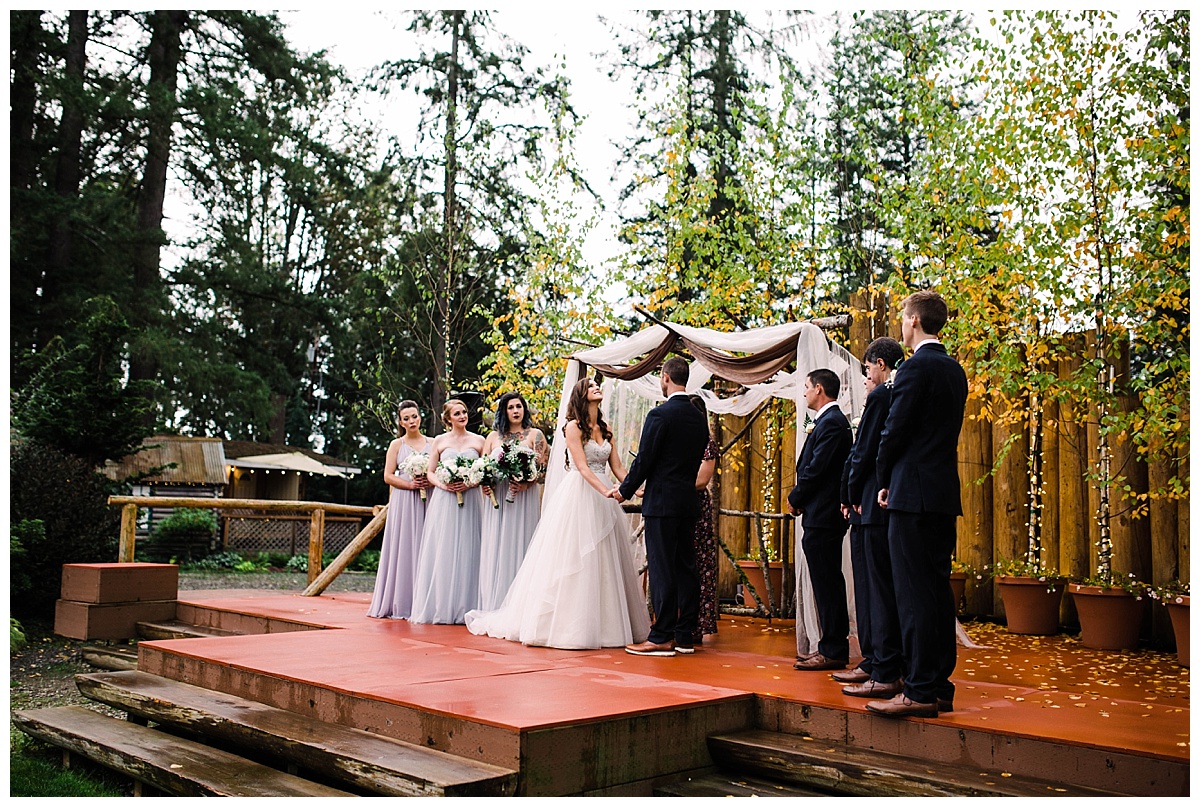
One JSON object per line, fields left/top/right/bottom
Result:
{"left": 367, "top": 440, "right": 430, "bottom": 619}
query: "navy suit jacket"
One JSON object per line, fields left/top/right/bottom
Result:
{"left": 875, "top": 342, "right": 968, "bottom": 515}
{"left": 787, "top": 405, "right": 852, "bottom": 531}
{"left": 846, "top": 382, "right": 892, "bottom": 526}
{"left": 619, "top": 394, "right": 710, "bottom": 518}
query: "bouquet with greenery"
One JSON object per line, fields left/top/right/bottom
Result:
{"left": 433, "top": 454, "right": 484, "bottom": 507}
{"left": 495, "top": 443, "right": 541, "bottom": 503}
{"left": 473, "top": 455, "right": 503, "bottom": 509}
{"left": 398, "top": 452, "right": 430, "bottom": 501}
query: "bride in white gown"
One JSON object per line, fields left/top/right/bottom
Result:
{"left": 465, "top": 378, "right": 651, "bottom": 649}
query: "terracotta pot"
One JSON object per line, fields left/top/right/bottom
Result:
{"left": 949, "top": 572, "right": 968, "bottom": 613}
{"left": 737, "top": 560, "right": 783, "bottom": 609}
{"left": 1069, "top": 584, "right": 1146, "bottom": 651}
{"left": 996, "top": 575, "right": 1065, "bottom": 635}
{"left": 1166, "top": 595, "right": 1189, "bottom": 668}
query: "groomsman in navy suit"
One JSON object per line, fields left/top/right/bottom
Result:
{"left": 788, "top": 368, "right": 853, "bottom": 671}
{"left": 837, "top": 337, "right": 906, "bottom": 700}
{"left": 867, "top": 290, "right": 968, "bottom": 718}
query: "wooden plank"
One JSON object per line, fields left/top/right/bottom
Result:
{"left": 136, "top": 621, "right": 240, "bottom": 641}
{"left": 707, "top": 730, "right": 1118, "bottom": 798}
{"left": 12, "top": 706, "right": 354, "bottom": 797}
{"left": 655, "top": 770, "right": 830, "bottom": 797}
{"left": 81, "top": 645, "right": 138, "bottom": 671}
{"left": 75, "top": 670, "right": 518, "bottom": 797}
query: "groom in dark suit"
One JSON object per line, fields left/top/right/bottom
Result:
{"left": 611, "top": 356, "right": 710, "bottom": 657}
{"left": 788, "top": 368, "right": 853, "bottom": 671}
{"left": 866, "top": 290, "right": 968, "bottom": 718}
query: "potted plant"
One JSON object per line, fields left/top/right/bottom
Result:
{"left": 987, "top": 555, "right": 1067, "bottom": 636}
{"left": 1069, "top": 570, "right": 1149, "bottom": 651}
{"left": 736, "top": 546, "right": 782, "bottom": 611}
{"left": 1148, "top": 581, "right": 1189, "bottom": 666}
{"left": 949, "top": 558, "right": 974, "bottom": 614}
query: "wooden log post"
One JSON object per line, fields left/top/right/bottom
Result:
{"left": 307, "top": 509, "right": 325, "bottom": 586}
{"left": 958, "top": 393, "right": 993, "bottom": 615}
{"left": 718, "top": 413, "right": 751, "bottom": 596}
{"left": 1056, "top": 339, "right": 1089, "bottom": 596}
{"left": 302, "top": 507, "right": 388, "bottom": 597}
{"left": 119, "top": 504, "right": 138, "bottom": 563}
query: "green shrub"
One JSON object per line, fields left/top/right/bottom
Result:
{"left": 10, "top": 438, "right": 120, "bottom": 619}
{"left": 181, "top": 551, "right": 243, "bottom": 571}
{"left": 285, "top": 554, "right": 308, "bottom": 573}
{"left": 350, "top": 549, "right": 380, "bottom": 573}
{"left": 11, "top": 617, "right": 27, "bottom": 651}
{"left": 143, "top": 508, "right": 218, "bottom": 563}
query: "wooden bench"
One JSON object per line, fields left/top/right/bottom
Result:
{"left": 708, "top": 730, "right": 1120, "bottom": 797}
{"left": 12, "top": 706, "right": 353, "bottom": 797}
{"left": 76, "top": 670, "right": 519, "bottom": 796}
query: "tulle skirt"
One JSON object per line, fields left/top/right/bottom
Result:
{"left": 465, "top": 470, "right": 650, "bottom": 649}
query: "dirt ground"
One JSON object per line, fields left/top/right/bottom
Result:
{"left": 10, "top": 570, "right": 378, "bottom": 713}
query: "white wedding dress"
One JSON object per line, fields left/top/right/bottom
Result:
{"left": 465, "top": 440, "right": 651, "bottom": 649}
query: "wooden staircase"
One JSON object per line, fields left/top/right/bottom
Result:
{"left": 18, "top": 614, "right": 519, "bottom": 796}
{"left": 656, "top": 729, "right": 1124, "bottom": 797}
{"left": 15, "top": 670, "right": 518, "bottom": 797}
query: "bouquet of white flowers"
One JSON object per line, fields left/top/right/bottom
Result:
{"left": 433, "top": 453, "right": 483, "bottom": 507}
{"left": 473, "top": 455, "right": 503, "bottom": 508}
{"left": 496, "top": 443, "right": 541, "bottom": 503}
{"left": 398, "top": 452, "right": 430, "bottom": 501}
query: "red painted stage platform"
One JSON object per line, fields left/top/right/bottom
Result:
{"left": 135, "top": 589, "right": 1190, "bottom": 795}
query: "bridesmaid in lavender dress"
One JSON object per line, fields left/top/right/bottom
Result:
{"left": 367, "top": 400, "right": 432, "bottom": 619}
{"left": 410, "top": 399, "right": 487, "bottom": 625}
{"left": 477, "top": 392, "right": 549, "bottom": 610}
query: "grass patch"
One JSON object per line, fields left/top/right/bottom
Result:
{"left": 9, "top": 728, "right": 127, "bottom": 797}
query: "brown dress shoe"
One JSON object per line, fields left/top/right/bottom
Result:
{"left": 793, "top": 653, "right": 848, "bottom": 671}
{"left": 865, "top": 693, "right": 938, "bottom": 718}
{"left": 625, "top": 640, "right": 675, "bottom": 657}
{"left": 842, "top": 679, "right": 903, "bottom": 698}
{"left": 831, "top": 667, "right": 871, "bottom": 684}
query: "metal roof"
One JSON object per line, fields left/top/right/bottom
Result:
{"left": 101, "top": 436, "right": 229, "bottom": 485}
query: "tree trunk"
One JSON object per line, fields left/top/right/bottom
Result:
{"left": 45, "top": 11, "right": 89, "bottom": 324}
{"left": 432, "top": 11, "right": 462, "bottom": 435}
{"left": 9, "top": 11, "right": 43, "bottom": 193}
{"left": 130, "top": 10, "right": 188, "bottom": 417}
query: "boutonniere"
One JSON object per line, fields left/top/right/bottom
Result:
{"left": 804, "top": 415, "right": 815, "bottom": 434}
{"left": 850, "top": 416, "right": 861, "bottom": 432}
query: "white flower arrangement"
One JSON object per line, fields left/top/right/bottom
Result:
{"left": 398, "top": 452, "right": 430, "bottom": 501}
{"left": 433, "top": 454, "right": 483, "bottom": 507}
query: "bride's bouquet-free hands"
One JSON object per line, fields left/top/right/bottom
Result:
{"left": 433, "top": 454, "right": 485, "bottom": 507}
{"left": 495, "top": 444, "right": 541, "bottom": 503}
{"left": 474, "top": 455, "right": 503, "bottom": 509}
{"left": 398, "top": 452, "right": 430, "bottom": 501}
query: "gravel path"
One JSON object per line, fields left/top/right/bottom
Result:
{"left": 178, "top": 569, "right": 378, "bottom": 592}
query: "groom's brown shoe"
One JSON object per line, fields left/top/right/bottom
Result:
{"left": 625, "top": 640, "right": 675, "bottom": 657}
{"left": 831, "top": 667, "right": 871, "bottom": 684}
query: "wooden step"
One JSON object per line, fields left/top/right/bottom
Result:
{"left": 655, "top": 770, "right": 831, "bottom": 797}
{"left": 135, "top": 620, "right": 240, "bottom": 640}
{"left": 76, "top": 670, "right": 519, "bottom": 796}
{"left": 12, "top": 706, "right": 353, "bottom": 797}
{"left": 708, "top": 730, "right": 1120, "bottom": 797}
{"left": 81, "top": 645, "right": 138, "bottom": 671}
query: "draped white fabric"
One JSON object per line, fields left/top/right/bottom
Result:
{"left": 542, "top": 321, "right": 868, "bottom": 657}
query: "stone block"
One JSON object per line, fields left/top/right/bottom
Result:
{"left": 61, "top": 562, "right": 178, "bottom": 604}
{"left": 54, "top": 599, "right": 177, "bottom": 640}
